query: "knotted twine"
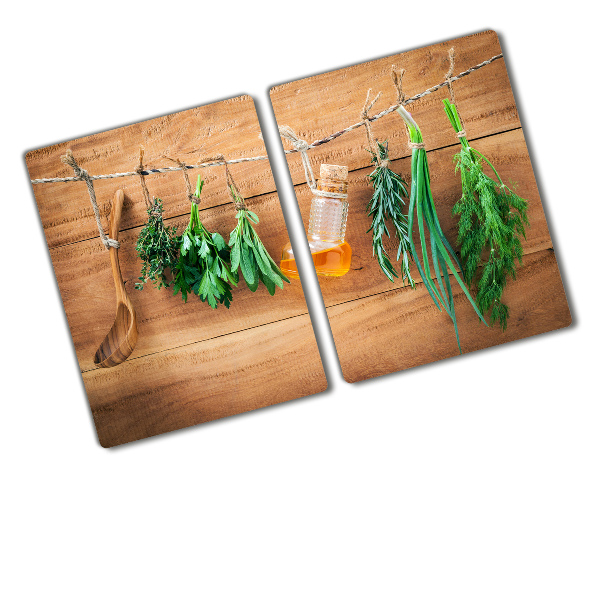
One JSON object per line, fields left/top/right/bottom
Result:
{"left": 135, "top": 145, "right": 153, "bottom": 210}
{"left": 278, "top": 126, "right": 317, "bottom": 190}
{"left": 163, "top": 156, "right": 198, "bottom": 205}
{"left": 60, "top": 150, "right": 120, "bottom": 249}
{"left": 445, "top": 47, "right": 467, "bottom": 139}
{"left": 361, "top": 89, "right": 388, "bottom": 169}
{"left": 276, "top": 127, "right": 347, "bottom": 200}
{"left": 217, "top": 154, "right": 247, "bottom": 211}
{"left": 389, "top": 65, "right": 426, "bottom": 152}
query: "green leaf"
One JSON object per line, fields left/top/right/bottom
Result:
{"left": 240, "top": 244, "right": 255, "bottom": 286}
{"left": 212, "top": 232, "right": 226, "bottom": 251}
{"left": 246, "top": 211, "right": 260, "bottom": 224}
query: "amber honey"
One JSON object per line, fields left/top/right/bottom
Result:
{"left": 280, "top": 163, "right": 352, "bottom": 280}
{"left": 280, "top": 242, "right": 352, "bottom": 279}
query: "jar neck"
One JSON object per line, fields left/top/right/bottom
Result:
{"left": 316, "top": 177, "right": 348, "bottom": 195}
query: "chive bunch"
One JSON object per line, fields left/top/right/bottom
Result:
{"left": 396, "top": 105, "right": 486, "bottom": 352}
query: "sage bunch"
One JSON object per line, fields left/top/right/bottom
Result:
{"left": 228, "top": 202, "right": 290, "bottom": 295}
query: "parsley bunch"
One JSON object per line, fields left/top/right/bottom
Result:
{"left": 443, "top": 99, "right": 529, "bottom": 329}
{"left": 228, "top": 202, "right": 290, "bottom": 295}
{"left": 366, "top": 141, "right": 415, "bottom": 285}
{"left": 172, "top": 177, "right": 237, "bottom": 308}
{"left": 135, "top": 198, "right": 179, "bottom": 290}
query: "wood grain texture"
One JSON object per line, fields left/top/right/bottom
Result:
{"left": 26, "top": 95, "right": 327, "bottom": 446}
{"left": 93, "top": 189, "right": 139, "bottom": 368}
{"left": 270, "top": 30, "right": 517, "bottom": 185}
{"left": 269, "top": 30, "right": 571, "bottom": 383}
{"left": 27, "top": 95, "right": 275, "bottom": 249}
{"left": 84, "top": 313, "right": 324, "bottom": 447}
{"left": 328, "top": 250, "right": 571, "bottom": 382}
{"left": 49, "top": 191, "right": 309, "bottom": 373}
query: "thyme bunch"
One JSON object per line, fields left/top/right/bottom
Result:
{"left": 172, "top": 176, "right": 237, "bottom": 308}
{"left": 396, "top": 105, "right": 486, "bottom": 353}
{"left": 135, "top": 198, "right": 179, "bottom": 290}
{"left": 443, "top": 99, "right": 529, "bottom": 329}
{"left": 366, "top": 141, "right": 415, "bottom": 285}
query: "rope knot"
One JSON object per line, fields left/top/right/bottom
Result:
{"left": 278, "top": 125, "right": 316, "bottom": 190}
{"left": 293, "top": 138, "right": 309, "bottom": 152}
{"left": 60, "top": 149, "right": 120, "bottom": 250}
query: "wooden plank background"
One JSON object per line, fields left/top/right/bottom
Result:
{"left": 26, "top": 95, "right": 327, "bottom": 447}
{"left": 269, "top": 30, "right": 571, "bottom": 382}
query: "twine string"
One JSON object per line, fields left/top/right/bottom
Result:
{"left": 361, "top": 89, "right": 383, "bottom": 167}
{"left": 391, "top": 64, "right": 406, "bottom": 105}
{"left": 136, "top": 145, "right": 152, "bottom": 209}
{"left": 390, "top": 64, "right": 414, "bottom": 152}
{"left": 218, "top": 154, "right": 246, "bottom": 211}
{"left": 164, "top": 156, "right": 196, "bottom": 204}
{"left": 33, "top": 53, "right": 504, "bottom": 187}
{"left": 278, "top": 126, "right": 316, "bottom": 190}
{"left": 60, "top": 150, "right": 120, "bottom": 249}
{"left": 445, "top": 47, "right": 467, "bottom": 139}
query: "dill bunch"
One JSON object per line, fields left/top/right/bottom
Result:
{"left": 443, "top": 99, "right": 529, "bottom": 329}
{"left": 135, "top": 198, "right": 179, "bottom": 290}
{"left": 366, "top": 141, "right": 415, "bottom": 285}
{"left": 396, "top": 105, "right": 486, "bottom": 353}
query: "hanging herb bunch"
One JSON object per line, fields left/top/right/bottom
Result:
{"left": 396, "top": 104, "right": 487, "bottom": 352}
{"left": 135, "top": 198, "right": 179, "bottom": 290}
{"left": 366, "top": 140, "right": 415, "bottom": 285}
{"left": 224, "top": 162, "right": 290, "bottom": 295}
{"left": 442, "top": 98, "right": 529, "bottom": 330}
{"left": 361, "top": 91, "right": 414, "bottom": 285}
{"left": 172, "top": 174, "right": 237, "bottom": 308}
{"left": 134, "top": 149, "right": 179, "bottom": 290}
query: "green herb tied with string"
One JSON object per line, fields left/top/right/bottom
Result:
{"left": 443, "top": 98, "right": 529, "bottom": 330}
{"left": 227, "top": 185, "right": 290, "bottom": 295}
{"left": 135, "top": 198, "right": 179, "bottom": 290}
{"left": 172, "top": 176, "right": 237, "bottom": 307}
{"left": 396, "top": 105, "right": 487, "bottom": 353}
{"left": 366, "top": 140, "right": 415, "bottom": 285}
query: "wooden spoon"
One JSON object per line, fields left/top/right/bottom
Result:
{"left": 93, "top": 189, "right": 138, "bottom": 368}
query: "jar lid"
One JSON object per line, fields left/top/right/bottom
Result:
{"left": 320, "top": 164, "right": 348, "bottom": 181}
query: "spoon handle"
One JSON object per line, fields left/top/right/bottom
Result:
{"left": 109, "top": 189, "right": 125, "bottom": 239}
{"left": 108, "top": 190, "right": 127, "bottom": 303}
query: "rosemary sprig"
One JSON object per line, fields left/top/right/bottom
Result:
{"left": 135, "top": 198, "right": 179, "bottom": 290}
{"left": 396, "top": 105, "right": 487, "bottom": 352}
{"left": 227, "top": 186, "right": 290, "bottom": 295}
{"left": 443, "top": 99, "right": 529, "bottom": 329}
{"left": 172, "top": 176, "right": 237, "bottom": 307}
{"left": 366, "top": 140, "right": 415, "bottom": 285}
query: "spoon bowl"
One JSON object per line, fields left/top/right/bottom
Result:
{"left": 93, "top": 189, "right": 138, "bottom": 368}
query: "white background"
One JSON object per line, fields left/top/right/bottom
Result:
{"left": 2, "top": 2, "right": 598, "bottom": 599}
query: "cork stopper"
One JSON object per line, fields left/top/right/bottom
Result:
{"left": 320, "top": 163, "right": 348, "bottom": 181}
